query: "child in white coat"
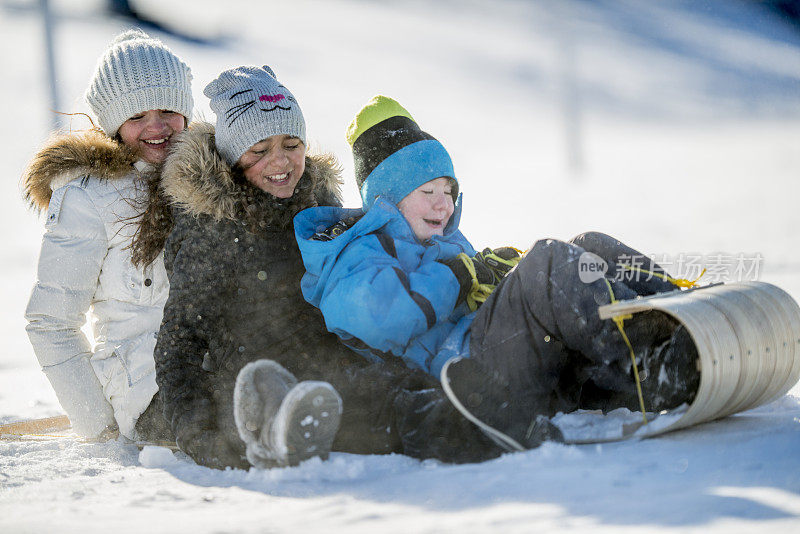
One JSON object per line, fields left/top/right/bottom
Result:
{"left": 22, "top": 29, "right": 194, "bottom": 441}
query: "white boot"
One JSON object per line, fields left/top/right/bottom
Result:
{"left": 234, "top": 359, "right": 342, "bottom": 468}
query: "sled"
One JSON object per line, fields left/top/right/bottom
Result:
{"left": 0, "top": 414, "right": 178, "bottom": 450}
{"left": 0, "top": 414, "right": 71, "bottom": 436}
{"left": 570, "top": 280, "right": 800, "bottom": 443}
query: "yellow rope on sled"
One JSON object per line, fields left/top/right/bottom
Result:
{"left": 602, "top": 265, "right": 707, "bottom": 425}
{"left": 0, "top": 432, "right": 73, "bottom": 438}
{"left": 603, "top": 278, "right": 649, "bottom": 425}
{"left": 621, "top": 265, "right": 707, "bottom": 288}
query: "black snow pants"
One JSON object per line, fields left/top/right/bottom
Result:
{"left": 135, "top": 391, "right": 175, "bottom": 443}
{"left": 467, "top": 231, "right": 682, "bottom": 421}
{"left": 327, "top": 360, "right": 504, "bottom": 463}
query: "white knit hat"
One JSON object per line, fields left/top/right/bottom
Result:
{"left": 85, "top": 29, "right": 194, "bottom": 136}
{"left": 204, "top": 65, "right": 306, "bottom": 166}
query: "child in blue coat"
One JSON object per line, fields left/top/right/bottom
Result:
{"left": 295, "top": 96, "right": 700, "bottom": 451}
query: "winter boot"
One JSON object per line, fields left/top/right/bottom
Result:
{"left": 581, "top": 313, "right": 701, "bottom": 414}
{"left": 234, "top": 359, "right": 342, "bottom": 468}
{"left": 441, "top": 356, "right": 564, "bottom": 453}
{"left": 579, "top": 309, "right": 675, "bottom": 394}
{"left": 637, "top": 323, "right": 701, "bottom": 412}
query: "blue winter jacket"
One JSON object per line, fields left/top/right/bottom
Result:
{"left": 294, "top": 196, "right": 476, "bottom": 377}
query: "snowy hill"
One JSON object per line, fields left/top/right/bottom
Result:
{"left": 1, "top": 1, "right": 799, "bottom": 532}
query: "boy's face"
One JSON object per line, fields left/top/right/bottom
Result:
{"left": 397, "top": 176, "right": 455, "bottom": 242}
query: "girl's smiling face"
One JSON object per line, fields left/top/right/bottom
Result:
{"left": 239, "top": 134, "right": 306, "bottom": 198}
{"left": 117, "top": 109, "right": 186, "bottom": 165}
{"left": 397, "top": 176, "right": 455, "bottom": 242}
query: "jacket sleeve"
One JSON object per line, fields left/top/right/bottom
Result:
{"left": 24, "top": 186, "right": 115, "bottom": 437}
{"left": 318, "top": 235, "right": 461, "bottom": 355}
{"left": 154, "top": 216, "right": 229, "bottom": 461}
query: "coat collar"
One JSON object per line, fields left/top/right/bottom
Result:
{"left": 22, "top": 128, "right": 138, "bottom": 212}
{"left": 160, "top": 122, "right": 343, "bottom": 229}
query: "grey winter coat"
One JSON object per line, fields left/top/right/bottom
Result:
{"left": 153, "top": 123, "right": 358, "bottom": 465}
{"left": 155, "top": 124, "right": 503, "bottom": 468}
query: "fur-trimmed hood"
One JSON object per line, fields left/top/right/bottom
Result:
{"left": 160, "top": 122, "right": 343, "bottom": 229}
{"left": 22, "top": 128, "right": 138, "bottom": 212}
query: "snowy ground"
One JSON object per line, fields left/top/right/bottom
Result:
{"left": 2, "top": 0, "right": 800, "bottom": 532}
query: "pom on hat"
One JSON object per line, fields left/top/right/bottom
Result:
{"left": 347, "top": 95, "right": 456, "bottom": 211}
{"left": 85, "top": 29, "right": 194, "bottom": 136}
{"left": 110, "top": 28, "right": 150, "bottom": 45}
{"left": 204, "top": 65, "right": 306, "bottom": 166}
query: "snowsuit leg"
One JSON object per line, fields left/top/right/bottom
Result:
{"left": 467, "top": 237, "right": 685, "bottom": 421}
{"left": 325, "top": 360, "right": 503, "bottom": 463}
{"left": 469, "top": 238, "right": 632, "bottom": 412}
{"left": 179, "top": 352, "right": 501, "bottom": 467}
{"left": 212, "top": 362, "right": 249, "bottom": 459}
{"left": 134, "top": 391, "right": 175, "bottom": 442}
{"left": 569, "top": 231, "right": 678, "bottom": 295}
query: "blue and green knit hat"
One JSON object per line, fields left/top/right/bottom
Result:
{"left": 346, "top": 95, "right": 456, "bottom": 211}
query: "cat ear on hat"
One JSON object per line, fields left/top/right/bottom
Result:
{"left": 205, "top": 65, "right": 278, "bottom": 99}
{"left": 203, "top": 71, "right": 229, "bottom": 99}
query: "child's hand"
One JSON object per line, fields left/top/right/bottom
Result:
{"left": 440, "top": 255, "right": 494, "bottom": 305}
{"left": 441, "top": 249, "right": 522, "bottom": 310}
{"left": 474, "top": 247, "right": 522, "bottom": 284}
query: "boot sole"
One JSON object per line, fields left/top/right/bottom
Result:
{"left": 272, "top": 382, "right": 342, "bottom": 467}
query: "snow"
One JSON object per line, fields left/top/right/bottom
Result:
{"left": 138, "top": 445, "right": 180, "bottom": 468}
{"left": 2, "top": 0, "right": 800, "bottom": 532}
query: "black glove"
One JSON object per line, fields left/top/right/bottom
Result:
{"left": 473, "top": 247, "right": 522, "bottom": 284}
{"left": 440, "top": 254, "right": 495, "bottom": 306}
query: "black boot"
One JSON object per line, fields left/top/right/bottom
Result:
{"left": 392, "top": 384, "right": 504, "bottom": 463}
{"left": 638, "top": 324, "right": 701, "bottom": 411}
{"left": 234, "top": 360, "right": 342, "bottom": 468}
{"left": 441, "top": 357, "right": 564, "bottom": 453}
{"left": 580, "top": 313, "right": 701, "bottom": 414}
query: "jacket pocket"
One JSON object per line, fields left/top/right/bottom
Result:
{"left": 121, "top": 253, "right": 169, "bottom": 305}
{"left": 100, "top": 336, "right": 155, "bottom": 388}
{"left": 96, "top": 246, "right": 140, "bottom": 302}
{"left": 125, "top": 266, "right": 143, "bottom": 302}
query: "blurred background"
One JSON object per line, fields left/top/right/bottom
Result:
{"left": 1, "top": 0, "right": 799, "bottom": 416}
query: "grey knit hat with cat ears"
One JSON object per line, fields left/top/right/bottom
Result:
{"left": 85, "top": 29, "right": 194, "bottom": 136}
{"left": 204, "top": 65, "right": 306, "bottom": 166}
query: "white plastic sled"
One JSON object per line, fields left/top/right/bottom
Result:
{"left": 569, "top": 280, "right": 800, "bottom": 443}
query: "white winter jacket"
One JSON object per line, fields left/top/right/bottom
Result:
{"left": 23, "top": 131, "right": 169, "bottom": 439}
